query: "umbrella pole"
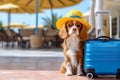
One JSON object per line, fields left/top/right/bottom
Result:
{"left": 49, "top": 0, "right": 54, "bottom": 29}
{"left": 8, "top": 11, "right": 11, "bottom": 29}
{"left": 51, "top": 7, "right": 54, "bottom": 29}
{"left": 35, "top": 0, "right": 39, "bottom": 35}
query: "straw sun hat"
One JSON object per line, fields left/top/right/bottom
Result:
{"left": 56, "top": 9, "right": 91, "bottom": 31}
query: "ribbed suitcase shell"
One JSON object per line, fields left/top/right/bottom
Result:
{"left": 84, "top": 39, "right": 120, "bottom": 75}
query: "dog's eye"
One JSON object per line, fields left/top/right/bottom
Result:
{"left": 67, "top": 24, "right": 72, "bottom": 27}
{"left": 76, "top": 24, "right": 81, "bottom": 27}
{"left": 76, "top": 24, "right": 82, "bottom": 27}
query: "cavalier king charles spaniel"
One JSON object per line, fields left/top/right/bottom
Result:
{"left": 59, "top": 20, "right": 88, "bottom": 76}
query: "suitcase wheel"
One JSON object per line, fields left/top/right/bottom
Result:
{"left": 87, "top": 73, "right": 94, "bottom": 79}
{"left": 85, "top": 68, "right": 95, "bottom": 79}
{"left": 116, "top": 69, "right": 120, "bottom": 79}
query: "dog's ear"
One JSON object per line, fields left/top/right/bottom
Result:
{"left": 59, "top": 25, "right": 68, "bottom": 39}
{"left": 79, "top": 26, "right": 88, "bottom": 41}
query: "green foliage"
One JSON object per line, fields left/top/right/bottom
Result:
{"left": 0, "top": 21, "right": 2, "bottom": 27}
{"left": 42, "top": 13, "right": 62, "bottom": 29}
{"left": 0, "top": 21, "right": 4, "bottom": 30}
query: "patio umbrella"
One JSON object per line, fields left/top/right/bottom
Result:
{"left": 11, "top": 0, "right": 82, "bottom": 35}
{"left": 4, "top": 23, "right": 27, "bottom": 29}
{"left": 0, "top": 3, "right": 42, "bottom": 29}
{"left": 25, "top": 25, "right": 43, "bottom": 29}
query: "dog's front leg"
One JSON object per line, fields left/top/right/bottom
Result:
{"left": 65, "top": 63, "right": 72, "bottom": 76}
{"left": 77, "top": 58, "right": 83, "bottom": 76}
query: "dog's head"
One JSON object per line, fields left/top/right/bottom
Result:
{"left": 59, "top": 20, "right": 88, "bottom": 41}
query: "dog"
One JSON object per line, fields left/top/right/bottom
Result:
{"left": 56, "top": 9, "right": 90, "bottom": 76}
{"left": 59, "top": 20, "right": 88, "bottom": 76}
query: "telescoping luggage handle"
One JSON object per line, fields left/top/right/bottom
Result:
{"left": 95, "top": 10, "right": 112, "bottom": 38}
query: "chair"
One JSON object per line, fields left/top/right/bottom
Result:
{"left": 19, "top": 28, "right": 45, "bottom": 48}
{"left": 0, "top": 30, "right": 11, "bottom": 47}
{"left": 19, "top": 29, "right": 34, "bottom": 38}
{"left": 4, "top": 29, "right": 23, "bottom": 47}
{"left": 0, "top": 30, "right": 7, "bottom": 47}
{"left": 37, "top": 28, "right": 44, "bottom": 37}
{"left": 43, "top": 29, "right": 63, "bottom": 48}
{"left": 19, "top": 29, "right": 34, "bottom": 48}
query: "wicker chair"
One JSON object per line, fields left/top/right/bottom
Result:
{"left": 19, "top": 29, "right": 35, "bottom": 48}
{"left": 0, "top": 30, "right": 7, "bottom": 47}
{"left": 4, "top": 29, "right": 23, "bottom": 47}
{"left": 19, "top": 28, "right": 44, "bottom": 48}
{"left": 43, "top": 29, "right": 63, "bottom": 48}
{"left": 0, "top": 30, "right": 11, "bottom": 47}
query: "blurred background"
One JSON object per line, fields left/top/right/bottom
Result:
{"left": 0, "top": 0, "right": 119, "bottom": 49}
{"left": 0, "top": 1, "right": 119, "bottom": 79}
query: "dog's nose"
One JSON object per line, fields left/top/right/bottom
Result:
{"left": 73, "top": 28, "right": 76, "bottom": 31}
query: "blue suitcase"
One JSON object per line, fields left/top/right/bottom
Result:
{"left": 84, "top": 36, "right": 120, "bottom": 79}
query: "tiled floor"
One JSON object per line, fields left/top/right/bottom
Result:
{"left": 0, "top": 57, "right": 63, "bottom": 70}
{"left": 0, "top": 48, "right": 119, "bottom": 80}
{"left": 0, "top": 70, "right": 89, "bottom": 80}
{"left": 0, "top": 48, "right": 89, "bottom": 80}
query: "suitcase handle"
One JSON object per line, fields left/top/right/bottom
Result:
{"left": 96, "top": 36, "right": 112, "bottom": 40}
{"left": 95, "top": 10, "right": 112, "bottom": 38}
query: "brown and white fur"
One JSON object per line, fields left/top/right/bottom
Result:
{"left": 59, "top": 20, "right": 88, "bottom": 76}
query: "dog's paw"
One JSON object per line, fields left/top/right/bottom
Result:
{"left": 65, "top": 72, "right": 72, "bottom": 76}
